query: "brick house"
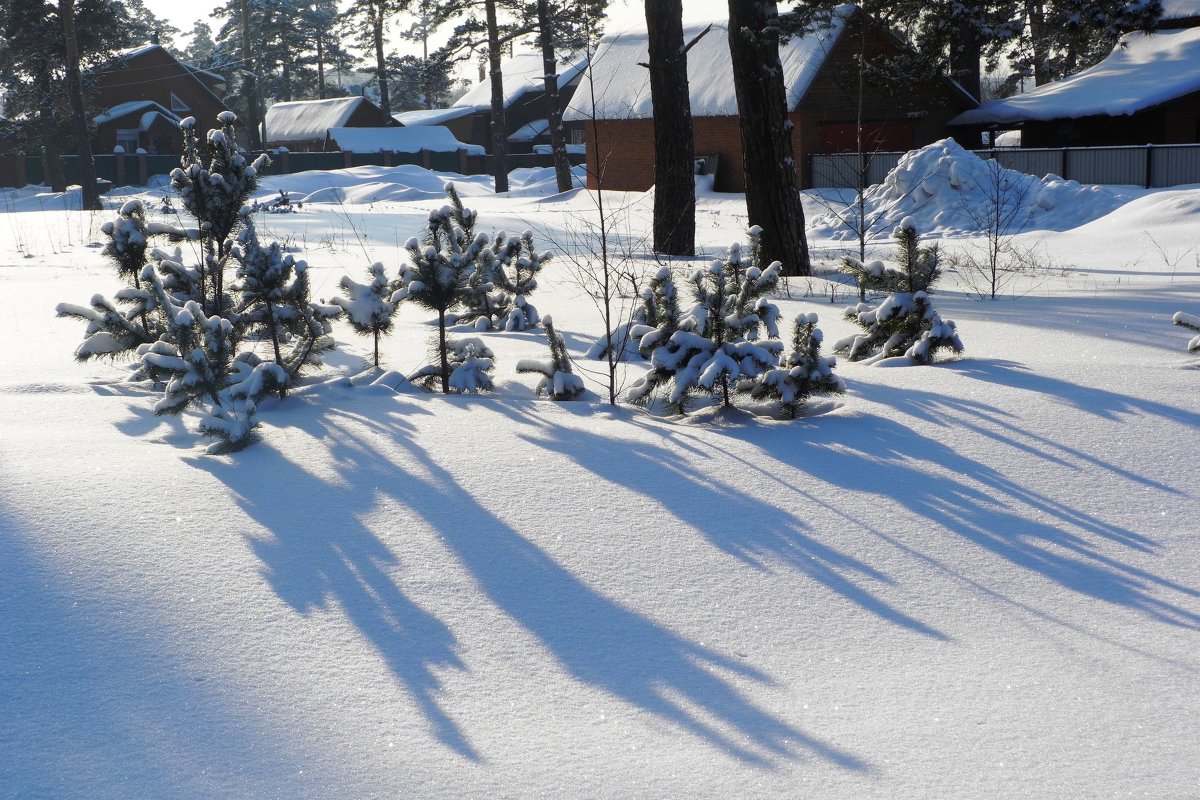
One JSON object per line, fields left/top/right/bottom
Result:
{"left": 949, "top": 11, "right": 1200, "bottom": 148}
{"left": 395, "top": 52, "right": 587, "bottom": 153}
{"left": 564, "top": 6, "right": 975, "bottom": 191}
{"left": 92, "top": 44, "right": 230, "bottom": 154}
{"left": 264, "top": 96, "right": 395, "bottom": 152}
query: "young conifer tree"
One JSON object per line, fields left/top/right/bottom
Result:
{"left": 397, "top": 192, "right": 491, "bottom": 393}
{"left": 834, "top": 219, "right": 963, "bottom": 365}
{"left": 750, "top": 313, "right": 844, "bottom": 418}
{"left": 517, "top": 315, "right": 585, "bottom": 399}
{"left": 1173, "top": 310, "right": 1200, "bottom": 355}
{"left": 628, "top": 227, "right": 783, "bottom": 413}
{"left": 332, "top": 262, "right": 398, "bottom": 367}
{"left": 497, "top": 230, "right": 547, "bottom": 331}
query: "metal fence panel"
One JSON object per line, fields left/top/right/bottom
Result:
{"left": 1150, "top": 145, "right": 1200, "bottom": 188}
{"left": 286, "top": 152, "right": 346, "bottom": 172}
{"left": 1065, "top": 147, "right": 1146, "bottom": 186}
{"left": 984, "top": 149, "right": 1064, "bottom": 179}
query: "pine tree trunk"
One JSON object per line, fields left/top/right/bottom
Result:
{"left": 950, "top": 23, "right": 982, "bottom": 103}
{"left": 727, "top": 0, "right": 810, "bottom": 276}
{"left": 485, "top": 0, "right": 510, "bottom": 194}
{"left": 537, "top": 0, "right": 574, "bottom": 194}
{"left": 1025, "top": 0, "right": 1051, "bottom": 86}
{"left": 372, "top": 3, "right": 391, "bottom": 124}
{"left": 59, "top": 0, "right": 100, "bottom": 211}
{"left": 316, "top": 35, "right": 326, "bottom": 99}
{"left": 644, "top": 0, "right": 695, "bottom": 256}
{"left": 36, "top": 66, "right": 67, "bottom": 193}
{"left": 438, "top": 309, "right": 450, "bottom": 394}
{"left": 240, "top": 0, "right": 263, "bottom": 150}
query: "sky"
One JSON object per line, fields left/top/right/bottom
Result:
{"left": 141, "top": 0, "right": 733, "bottom": 48}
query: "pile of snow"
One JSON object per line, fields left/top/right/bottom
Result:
{"left": 328, "top": 127, "right": 484, "bottom": 155}
{"left": 809, "top": 139, "right": 1131, "bottom": 239}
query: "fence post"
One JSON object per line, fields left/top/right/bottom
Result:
{"left": 115, "top": 152, "right": 125, "bottom": 187}
{"left": 383, "top": 150, "right": 392, "bottom": 167}
{"left": 17, "top": 155, "right": 28, "bottom": 187}
{"left": 458, "top": 148, "right": 467, "bottom": 174}
{"left": 1060, "top": 148, "right": 1068, "bottom": 181}
{"left": 137, "top": 153, "right": 148, "bottom": 186}
{"left": 280, "top": 150, "right": 290, "bottom": 174}
{"left": 1144, "top": 144, "right": 1153, "bottom": 189}
{"left": 421, "top": 148, "right": 432, "bottom": 169}
{"left": 343, "top": 151, "right": 353, "bottom": 169}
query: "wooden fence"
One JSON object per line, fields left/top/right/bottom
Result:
{"left": 0, "top": 149, "right": 586, "bottom": 190}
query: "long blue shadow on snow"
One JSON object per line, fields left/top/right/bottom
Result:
{"left": 383, "top": 425, "right": 870, "bottom": 771}
{"left": 0, "top": 501, "right": 314, "bottom": 798}
{"left": 194, "top": 402, "right": 479, "bottom": 762}
{"left": 506, "top": 414, "right": 947, "bottom": 641}
{"left": 724, "top": 410, "right": 1200, "bottom": 630}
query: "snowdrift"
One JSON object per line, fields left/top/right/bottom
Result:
{"left": 808, "top": 139, "right": 1131, "bottom": 240}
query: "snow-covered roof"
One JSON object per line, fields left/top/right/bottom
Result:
{"left": 327, "top": 126, "right": 484, "bottom": 155}
{"left": 951, "top": 27, "right": 1200, "bottom": 126}
{"left": 392, "top": 106, "right": 476, "bottom": 127}
{"left": 508, "top": 119, "right": 550, "bottom": 142}
{"left": 265, "top": 97, "right": 378, "bottom": 144}
{"left": 453, "top": 52, "right": 587, "bottom": 111}
{"left": 93, "top": 100, "right": 179, "bottom": 129}
{"left": 1162, "top": 0, "right": 1200, "bottom": 19}
{"left": 563, "top": 8, "right": 852, "bottom": 122}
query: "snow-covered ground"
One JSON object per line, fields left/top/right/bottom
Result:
{"left": 2, "top": 150, "right": 1198, "bottom": 799}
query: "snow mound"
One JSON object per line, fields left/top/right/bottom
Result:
{"left": 809, "top": 139, "right": 1131, "bottom": 240}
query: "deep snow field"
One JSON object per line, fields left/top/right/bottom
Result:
{"left": 2, "top": 147, "right": 1199, "bottom": 799}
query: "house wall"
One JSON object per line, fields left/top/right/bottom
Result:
{"left": 93, "top": 113, "right": 180, "bottom": 155}
{"left": 1018, "top": 91, "right": 1200, "bottom": 148}
{"left": 96, "top": 48, "right": 228, "bottom": 127}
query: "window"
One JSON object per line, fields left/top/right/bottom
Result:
{"left": 169, "top": 92, "right": 191, "bottom": 114}
{"left": 570, "top": 128, "right": 584, "bottom": 145}
{"left": 115, "top": 129, "right": 140, "bottom": 153}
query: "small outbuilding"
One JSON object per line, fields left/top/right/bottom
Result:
{"left": 564, "top": 5, "right": 976, "bottom": 191}
{"left": 949, "top": 23, "right": 1200, "bottom": 147}
{"left": 265, "top": 97, "right": 396, "bottom": 152}
{"left": 396, "top": 52, "right": 587, "bottom": 153}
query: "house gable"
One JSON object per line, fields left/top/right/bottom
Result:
{"left": 95, "top": 45, "right": 229, "bottom": 130}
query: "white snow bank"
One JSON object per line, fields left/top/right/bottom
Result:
{"left": 328, "top": 127, "right": 484, "bottom": 155}
{"left": 265, "top": 97, "right": 376, "bottom": 144}
{"left": 565, "top": 7, "right": 851, "bottom": 121}
{"left": 808, "top": 139, "right": 1131, "bottom": 239}
{"left": 951, "top": 27, "right": 1200, "bottom": 125}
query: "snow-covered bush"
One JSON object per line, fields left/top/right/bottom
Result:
{"left": 833, "top": 219, "right": 963, "bottom": 365}
{"left": 57, "top": 113, "right": 339, "bottom": 452}
{"left": 628, "top": 227, "right": 783, "bottom": 413}
{"left": 1174, "top": 311, "right": 1200, "bottom": 354}
{"left": 517, "top": 315, "right": 584, "bottom": 400}
{"left": 749, "top": 313, "right": 844, "bottom": 419}
{"left": 408, "top": 337, "right": 495, "bottom": 393}
{"left": 332, "top": 262, "right": 397, "bottom": 367}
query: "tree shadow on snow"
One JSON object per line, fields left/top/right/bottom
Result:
{"left": 191, "top": 403, "right": 479, "bottom": 761}
{"left": 512, "top": 421, "right": 948, "bottom": 641}
{"left": 726, "top": 412, "right": 1200, "bottom": 630}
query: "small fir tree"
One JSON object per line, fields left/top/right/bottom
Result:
{"left": 331, "top": 262, "right": 398, "bottom": 367}
{"left": 496, "top": 230, "right": 547, "bottom": 331}
{"left": 629, "top": 265, "right": 683, "bottom": 359}
{"left": 833, "top": 219, "right": 963, "bottom": 365}
{"left": 517, "top": 315, "right": 585, "bottom": 400}
{"left": 750, "top": 313, "right": 844, "bottom": 419}
{"left": 398, "top": 198, "right": 492, "bottom": 393}
{"left": 628, "top": 227, "right": 783, "bottom": 413}
{"left": 408, "top": 337, "right": 495, "bottom": 393}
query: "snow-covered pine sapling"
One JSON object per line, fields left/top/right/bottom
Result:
{"left": 332, "top": 262, "right": 397, "bottom": 367}
{"left": 630, "top": 266, "right": 682, "bottom": 358}
{"left": 408, "top": 337, "right": 495, "bottom": 393}
{"left": 838, "top": 255, "right": 887, "bottom": 302}
{"left": 628, "top": 229, "right": 783, "bottom": 413}
{"left": 833, "top": 219, "right": 963, "bottom": 365}
{"left": 517, "top": 315, "right": 584, "bottom": 400}
{"left": 139, "top": 265, "right": 284, "bottom": 453}
{"left": 454, "top": 229, "right": 513, "bottom": 329}
{"left": 170, "top": 112, "right": 269, "bottom": 314}
{"left": 1173, "top": 310, "right": 1200, "bottom": 354}
{"left": 231, "top": 216, "right": 340, "bottom": 393}
{"left": 56, "top": 199, "right": 162, "bottom": 361}
{"left": 750, "top": 313, "right": 844, "bottom": 419}
{"left": 398, "top": 199, "right": 490, "bottom": 393}
{"left": 496, "top": 230, "right": 547, "bottom": 331}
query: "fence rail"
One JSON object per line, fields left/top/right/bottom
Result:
{"left": 0, "top": 149, "right": 586, "bottom": 191}
{"left": 809, "top": 143, "right": 1200, "bottom": 190}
